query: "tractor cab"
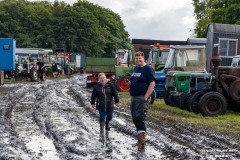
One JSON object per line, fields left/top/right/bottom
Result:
{"left": 115, "top": 49, "right": 132, "bottom": 66}
{"left": 164, "top": 45, "right": 206, "bottom": 72}
{"left": 146, "top": 43, "right": 170, "bottom": 71}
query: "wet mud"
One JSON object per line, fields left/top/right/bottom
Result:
{"left": 0, "top": 75, "right": 240, "bottom": 160}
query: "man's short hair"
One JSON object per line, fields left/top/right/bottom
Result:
{"left": 135, "top": 51, "right": 144, "bottom": 57}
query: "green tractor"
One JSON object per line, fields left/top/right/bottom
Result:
{"left": 163, "top": 45, "right": 207, "bottom": 106}
{"left": 164, "top": 71, "right": 190, "bottom": 106}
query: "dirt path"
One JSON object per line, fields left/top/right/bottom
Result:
{"left": 0, "top": 75, "right": 239, "bottom": 160}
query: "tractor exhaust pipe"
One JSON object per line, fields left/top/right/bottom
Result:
{"left": 211, "top": 45, "right": 222, "bottom": 93}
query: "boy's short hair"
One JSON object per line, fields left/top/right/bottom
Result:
{"left": 135, "top": 51, "right": 144, "bottom": 57}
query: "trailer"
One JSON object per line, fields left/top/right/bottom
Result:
{"left": 85, "top": 57, "right": 116, "bottom": 88}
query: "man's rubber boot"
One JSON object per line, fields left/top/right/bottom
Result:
{"left": 105, "top": 120, "right": 110, "bottom": 131}
{"left": 137, "top": 132, "right": 146, "bottom": 152}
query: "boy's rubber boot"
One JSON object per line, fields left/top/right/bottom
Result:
{"left": 137, "top": 132, "right": 146, "bottom": 152}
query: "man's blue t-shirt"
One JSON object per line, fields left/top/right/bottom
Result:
{"left": 130, "top": 65, "right": 155, "bottom": 96}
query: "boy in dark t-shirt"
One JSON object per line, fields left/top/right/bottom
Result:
{"left": 129, "top": 51, "right": 155, "bottom": 153}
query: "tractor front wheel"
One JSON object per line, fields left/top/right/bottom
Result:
{"left": 163, "top": 91, "right": 169, "bottom": 105}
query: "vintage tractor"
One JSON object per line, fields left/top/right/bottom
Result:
{"left": 163, "top": 45, "right": 206, "bottom": 105}
{"left": 197, "top": 47, "right": 240, "bottom": 116}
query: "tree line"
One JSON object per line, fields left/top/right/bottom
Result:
{"left": 0, "top": 0, "right": 129, "bottom": 57}
{"left": 193, "top": 0, "right": 240, "bottom": 38}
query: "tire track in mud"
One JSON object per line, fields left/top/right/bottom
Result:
{"left": 0, "top": 84, "right": 39, "bottom": 160}
{"left": 116, "top": 102, "right": 240, "bottom": 159}
{"left": 2, "top": 76, "right": 240, "bottom": 160}
{"left": 70, "top": 80, "right": 200, "bottom": 160}
{"left": 74, "top": 76, "right": 240, "bottom": 160}
{"left": 28, "top": 79, "right": 136, "bottom": 159}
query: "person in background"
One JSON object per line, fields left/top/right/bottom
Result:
{"left": 52, "top": 61, "right": 58, "bottom": 77}
{"left": 128, "top": 51, "right": 155, "bottom": 153}
{"left": 56, "top": 62, "right": 62, "bottom": 77}
{"left": 91, "top": 73, "right": 119, "bottom": 134}
{"left": 36, "top": 58, "right": 45, "bottom": 81}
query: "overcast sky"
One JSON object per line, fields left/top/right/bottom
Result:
{"left": 33, "top": 0, "right": 197, "bottom": 41}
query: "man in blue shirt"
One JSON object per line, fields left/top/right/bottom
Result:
{"left": 129, "top": 51, "right": 155, "bottom": 153}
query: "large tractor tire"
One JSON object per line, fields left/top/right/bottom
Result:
{"left": 229, "top": 80, "right": 240, "bottom": 103}
{"left": 198, "top": 92, "right": 227, "bottom": 116}
{"left": 172, "top": 96, "right": 179, "bottom": 107}
{"left": 0, "top": 71, "right": 4, "bottom": 86}
{"left": 116, "top": 76, "right": 130, "bottom": 92}
{"left": 164, "top": 91, "right": 169, "bottom": 105}
{"left": 177, "top": 92, "right": 191, "bottom": 109}
{"left": 147, "top": 91, "right": 155, "bottom": 104}
{"left": 186, "top": 90, "right": 205, "bottom": 113}
{"left": 167, "top": 94, "right": 176, "bottom": 106}
{"left": 30, "top": 67, "right": 38, "bottom": 81}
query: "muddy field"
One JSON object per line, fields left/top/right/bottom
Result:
{"left": 0, "top": 75, "right": 240, "bottom": 160}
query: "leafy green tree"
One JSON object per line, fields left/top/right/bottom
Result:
{"left": 0, "top": 0, "right": 130, "bottom": 56}
{"left": 193, "top": 0, "right": 240, "bottom": 37}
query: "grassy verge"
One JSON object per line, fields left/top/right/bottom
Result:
{"left": 118, "top": 92, "right": 240, "bottom": 138}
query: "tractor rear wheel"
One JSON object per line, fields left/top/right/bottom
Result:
{"left": 198, "top": 92, "right": 227, "bottom": 116}
{"left": 186, "top": 90, "right": 204, "bottom": 113}
{"left": 178, "top": 92, "right": 191, "bottom": 109}
{"left": 229, "top": 80, "right": 240, "bottom": 103}
{"left": 117, "top": 76, "right": 130, "bottom": 92}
